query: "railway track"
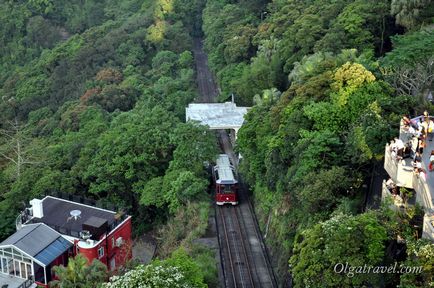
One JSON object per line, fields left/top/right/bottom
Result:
{"left": 216, "top": 130, "right": 278, "bottom": 288}
{"left": 218, "top": 205, "right": 255, "bottom": 288}
{"left": 237, "top": 185, "right": 277, "bottom": 287}
{"left": 193, "top": 37, "right": 278, "bottom": 288}
{"left": 216, "top": 197, "right": 277, "bottom": 288}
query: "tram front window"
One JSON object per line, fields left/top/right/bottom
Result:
{"left": 220, "top": 185, "right": 232, "bottom": 193}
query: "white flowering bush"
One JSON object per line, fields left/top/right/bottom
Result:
{"left": 400, "top": 240, "right": 434, "bottom": 287}
{"left": 102, "top": 264, "right": 194, "bottom": 288}
{"left": 102, "top": 248, "right": 207, "bottom": 288}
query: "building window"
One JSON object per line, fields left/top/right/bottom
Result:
{"left": 110, "top": 257, "right": 116, "bottom": 271}
{"left": 112, "top": 237, "right": 115, "bottom": 248}
{"left": 98, "top": 247, "right": 104, "bottom": 258}
{"left": 0, "top": 257, "right": 7, "bottom": 274}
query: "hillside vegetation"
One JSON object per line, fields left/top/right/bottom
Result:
{"left": 0, "top": 0, "right": 433, "bottom": 287}
{"left": 0, "top": 0, "right": 220, "bottom": 286}
{"left": 202, "top": 0, "right": 433, "bottom": 286}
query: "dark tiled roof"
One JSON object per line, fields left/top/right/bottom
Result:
{"left": 1, "top": 224, "right": 59, "bottom": 256}
{"left": 29, "top": 196, "right": 116, "bottom": 237}
{"left": 0, "top": 223, "right": 72, "bottom": 265}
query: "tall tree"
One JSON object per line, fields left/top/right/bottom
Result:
{"left": 391, "top": 0, "right": 433, "bottom": 30}
{"left": 381, "top": 29, "right": 434, "bottom": 100}
{"left": 0, "top": 118, "right": 40, "bottom": 180}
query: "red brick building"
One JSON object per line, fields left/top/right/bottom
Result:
{"left": 0, "top": 196, "right": 132, "bottom": 287}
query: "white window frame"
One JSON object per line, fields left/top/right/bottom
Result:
{"left": 98, "top": 247, "right": 104, "bottom": 258}
{"left": 0, "top": 247, "right": 34, "bottom": 279}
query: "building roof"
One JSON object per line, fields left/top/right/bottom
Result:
{"left": 186, "top": 102, "right": 249, "bottom": 130}
{"left": 0, "top": 223, "right": 72, "bottom": 266}
{"left": 28, "top": 196, "right": 116, "bottom": 238}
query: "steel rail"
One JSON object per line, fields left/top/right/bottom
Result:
{"left": 219, "top": 206, "right": 238, "bottom": 287}
{"left": 231, "top": 207, "right": 256, "bottom": 288}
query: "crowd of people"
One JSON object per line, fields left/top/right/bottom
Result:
{"left": 389, "top": 111, "right": 434, "bottom": 180}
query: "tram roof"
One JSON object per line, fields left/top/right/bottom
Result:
{"left": 215, "top": 154, "right": 237, "bottom": 184}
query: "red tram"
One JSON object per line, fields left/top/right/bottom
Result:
{"left": 213, "top": 154, "right": 238, "bottom": 205}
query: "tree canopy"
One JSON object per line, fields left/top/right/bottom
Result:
{"left": 202, "top": 0, "right": 432, "bottom": 286}
{"left": 0, "top": 0, "right": 433, "bottom": 287}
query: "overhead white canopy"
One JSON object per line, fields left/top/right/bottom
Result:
{"left": 185, "top": 102, "right": 249, "bottom": 130}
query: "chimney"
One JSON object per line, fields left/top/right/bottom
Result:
{"left": 30, "top": 199, "right": 44, "bottom": 218}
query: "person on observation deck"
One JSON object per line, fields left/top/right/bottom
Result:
{"left": 412, "top": 151, "right": 422, "bottom": 172}
{"left": 417, "top": 137, "right": 425, "bottom": 154}
{"left": 386, "top": 178, "right": 398, "bottom": 195}
{"left": 414, "top": 119, "right": 423, "bottom": 138}
{"left": 390, "top": 139, "right": 397, "bottom": 159}
{"left": 413, "top": 151, "right": 422, "bottom": 163}
{"left": 429, "top": 151, "right": 434, "bottom": 171}
{"left": 427, "top": 118, "right": 434, "bottom": 141}
{"left": 402, "top": 115, "right": 418, "bottom": 131}
{"left": 395, "top": 137, "right": 405, "bottom": 160}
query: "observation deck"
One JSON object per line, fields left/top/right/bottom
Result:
{"left": 383, "top": 115, "right": 434, "bottom": 241}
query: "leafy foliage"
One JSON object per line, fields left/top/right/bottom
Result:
{"left": 0, "top": 0, "right": 431, "bottom": 287}
{"left": 400, "top": 240, "right": 434, "bottom": 286}
{"left": 290, "top": 212, "right": 388, "bottom": 288}
{"left": 391, "top": 0, "right": 434, "bottom": 30}
{"left": 102, "top": 248, "right": 206, "bottom": 288}
{"left": 50, "top": 254, "right": 108, "bottom": 288}
{"left": 381, "top": 29, "right": 434, "bottom": 100}
{"left": 0, "top": 0, "right": 212, "bottom": 240}
{"left": 215, "top": 4, "right": 414, "bottom": 279}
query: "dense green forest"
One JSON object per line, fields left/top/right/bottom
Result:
{"left": 201, "top": 0, "right": 433, "bottom": 286}
{"left": 0, "top": 0, "right": 217, "bottom": 285}
{"left": 0, "top": 0, "right": 433, "bottom": 286}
